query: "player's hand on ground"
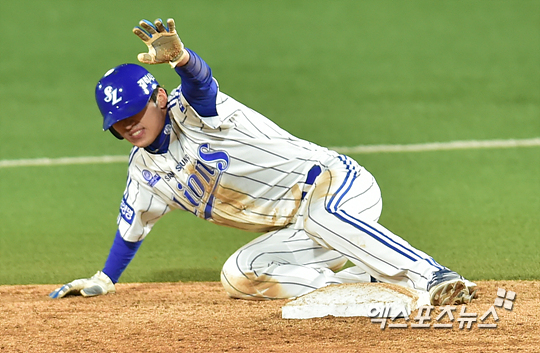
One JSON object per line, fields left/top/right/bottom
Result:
{"left": 133, "top": 18, "right": 186, "bottom": 68}
{"left": 49, "top": 271, "right": 116, "bottom": 299}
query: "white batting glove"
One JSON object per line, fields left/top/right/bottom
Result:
{"left": 133, "top": 18, "right": 186, "bottom": 68}
{"left": 49, "top": 271, "right": 116, "bottom": 299}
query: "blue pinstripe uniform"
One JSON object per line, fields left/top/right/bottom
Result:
{"left": 101, "top": 49, "right": 467, "bottom": 300}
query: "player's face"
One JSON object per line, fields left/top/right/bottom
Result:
{"left": 112, "top": 90, "right": 168, "bottom": 147}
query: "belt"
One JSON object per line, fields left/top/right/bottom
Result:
{"left": 302, "top": 164, "right": 322, "bottom": 199}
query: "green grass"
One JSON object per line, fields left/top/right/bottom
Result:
{"left": 0, "top": 0, "right": 538, "bottom": 285}
{"left": 359, "top": 147, "right": 540, "bottom": 280}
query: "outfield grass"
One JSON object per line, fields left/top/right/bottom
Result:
{"left": 0, "top": 0, "right": 538, "bottom": 285}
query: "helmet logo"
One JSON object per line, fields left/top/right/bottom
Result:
{"left": 103, "top": 86, "right": 123, "bottom": 105}
{"left": 137, "top": 73, "right": 156, "bottom": 95}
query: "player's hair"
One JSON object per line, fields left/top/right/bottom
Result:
{"left": 150, "top": 86, "right": 161, "bottom": 103}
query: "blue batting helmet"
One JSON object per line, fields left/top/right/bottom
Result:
{"left": 95, "top": 63, "right": 160, "bottom": 132}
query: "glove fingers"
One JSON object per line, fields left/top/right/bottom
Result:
{"left": 49, "top": 283, "right": 79, "bottom": 299}
{"left": 49, "top": 284, "right": 70, "bottom": 298}
{"left": 133, "top": 27, "right": 151, "bottom": 42}
{"left": 140, "top": 20, "right": 157, "bottom": 35}
{"left": 137, "top": 53, "right": 156, "bottom": 64}
{"left": 154, "top": 18, "right": 166, "bottom": 33}
{"left": 80, "top": 285, "right": 106, "bottom": 297}
{"left": 167, "top": 18, "right": 176, "bottom": 33}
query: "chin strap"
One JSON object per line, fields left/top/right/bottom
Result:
{"left": 109, "top": 127, "right": 124, "bottom": 140}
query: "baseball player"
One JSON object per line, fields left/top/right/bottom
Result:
{"left": 50, "top": 17, "right": 477, "bottom": 305}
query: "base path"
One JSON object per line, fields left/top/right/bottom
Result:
{"left": 1, "top": 280, "right": 538, "bottom": 352}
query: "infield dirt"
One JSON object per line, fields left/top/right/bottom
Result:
{"left": 1, "top": 280, "right": 538, "bottom": 352}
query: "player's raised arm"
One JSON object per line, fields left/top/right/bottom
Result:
{"left": 134, "top": 17, "right": 218, "bottom": 118}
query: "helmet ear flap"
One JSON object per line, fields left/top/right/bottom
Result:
{"left": 109, "top": 127, "right": 124, "bottom": 140}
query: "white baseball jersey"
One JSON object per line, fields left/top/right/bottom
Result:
{"left": 97, "top": 49, "right": 472, "bottom": 302}
{"left": 118, "top": 85, "right": 338, "bottom": 242}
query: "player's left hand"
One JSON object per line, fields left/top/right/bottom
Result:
{"left": 133, "top": 18, "right": 186, "bottom": 68}
{"left": 49, "top": 271, "right": 116, "bottom": 299}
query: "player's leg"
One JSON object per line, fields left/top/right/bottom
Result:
{"left": 220, "top": 227, "right": 373, "bottom": 300}
{"left": 303, "top": 155, "right": 469, "bottom": 297}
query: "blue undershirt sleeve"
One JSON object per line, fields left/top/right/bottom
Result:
{"left": 174, "top": 48, "right": 218, "bottom": 117}
{"left": 102, "top": 230, "right": 143, "bottom": 283}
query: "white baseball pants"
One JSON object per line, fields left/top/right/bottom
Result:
{"left": 221, "top": 155, "right": 444, "bottom": 300}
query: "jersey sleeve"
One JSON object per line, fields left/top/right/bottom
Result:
{"left": 117, "top": 165, "right": 172, "bottom": 242}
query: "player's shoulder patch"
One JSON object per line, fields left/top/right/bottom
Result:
{"left": 141, "top": 169, "right": 161, "bottom": 187}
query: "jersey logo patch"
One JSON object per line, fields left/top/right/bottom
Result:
{"left": 142, "top": 169, "right": 161, "bottom": 187}
{"left": 120, "top": 197, "right": 135, "bottom": 224}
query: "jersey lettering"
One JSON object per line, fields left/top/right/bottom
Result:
{"left": 175, "top": 144, "right": 230, "bottom": 218}
{"left": 177, "top": 182, "right": 200, "bottom": 207}
{"left": 175, "top": 155, "right": 190, "bottom": 172}
{"left": 198, "top": 143, "right": 229, "bottom": 171}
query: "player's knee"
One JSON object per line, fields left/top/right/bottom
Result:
{"left": 220, "top": 255, "right": 287, "bottom": 300}
{"left": 220, "top": 269, "right": 256, "bottom": 300}
{"left": 220, "top": 254, "right": 260, "bottom": 300}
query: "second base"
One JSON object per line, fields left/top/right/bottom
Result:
{"left": 282, "top": 283, "right": 430, "bottom": 319}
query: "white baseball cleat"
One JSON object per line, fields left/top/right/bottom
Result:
{"left": 427, "top": 269, "right": 477, "bottom": 306}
